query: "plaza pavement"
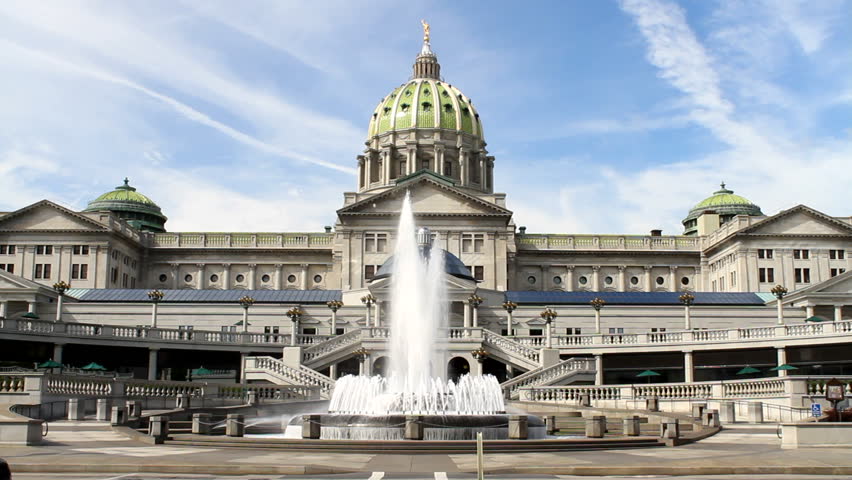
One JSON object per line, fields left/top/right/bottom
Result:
{"left": 3, "top": 422, "right": 852, "bottom": 477}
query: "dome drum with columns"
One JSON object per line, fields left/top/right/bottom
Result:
{"left": 359, "top": 33, "right": 493, "bottom": 195}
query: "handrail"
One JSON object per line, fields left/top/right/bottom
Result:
{"left": 501, "top": 357, "right": 595, "bottom": 399}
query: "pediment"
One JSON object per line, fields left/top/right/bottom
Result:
{"left": 338, "top": 177, "right": 512, "bottom": 218}
{"left": 0, "top": 200, "right": 108, "bottom": 232}
{"left": 0, "top": 270, "right": 51, "bottom": 292}
{"left": 742, "top": 206, "right": 852, "bottom": 236}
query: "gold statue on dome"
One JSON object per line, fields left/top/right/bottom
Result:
{"left": 421, "top": 19, "right": 430, "bottom": 43}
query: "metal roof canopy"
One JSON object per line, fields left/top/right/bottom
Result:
{"left": 504, "top": 291, "right": 767, "bottom": 306}
{"left": 71, "top": 289, "right": 342, "bottom": 304}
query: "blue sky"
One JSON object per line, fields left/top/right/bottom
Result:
{"left": 0, "top": 0, "right": 850, "bottom": 234}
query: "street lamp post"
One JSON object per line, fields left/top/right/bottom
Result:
{"left": 361, "top": 294, "right": 376, "bottom": 328}
{"left": 540, "top": 307, "right": 558, "bottom": 349}
{"left": 590, "top": 297, "right": 606, "bottom": 334}
{"left": 286, "top": 306, "right": 304, "bottom": 346}
{"left": 468, "top": 294, "right": 484, "bottom": 328}
{"left": 353, "top": 347, "right": 370, "bottom": 376}
{"left": 147, "top": 289, "right": 164, "bottom": 328}
{"left": 471, "top": 348, "right": 488, "bottom": 375}
{"left": 327, "top": 300, "right": 343, "bottom": 335}
{"left": 502, "top": 301, "right": 518, "bottom": 336}
{"left": 52, "top": 281, "right": 70, "bottom": 323}
{"left": 679, "top": 292, "right": 695, "bottom": 330}
{"left": 771, "top": 285, "right": 788, "bottom": 325}
{"left": 238, "top": 295, "right": 255, "bottom": 334}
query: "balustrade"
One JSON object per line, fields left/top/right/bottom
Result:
{"left": 482, "top": 330, "right": 540, "bottom": 365}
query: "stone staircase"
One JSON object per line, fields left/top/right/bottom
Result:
{"left": 244, "top": 356, "right": 335, "bottom": 399}
{"left": 501, "top": 357, "right": 596, "bottom": 400}
{"left": 481, "top": 330, "right": 541, "bottom": 371}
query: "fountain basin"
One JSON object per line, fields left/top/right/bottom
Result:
{"left": 301, "top": 414, "right": 545, "bottom": 441}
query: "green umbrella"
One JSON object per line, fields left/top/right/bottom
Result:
{"left": 21, "top": 312, "right": 40, "bottom": 319}
{"left": 637, "top": 370, "right": 661, "bottom": 383}
{"left": 805, "top": 316, "right": 829, "bottom": 323}
{"left": 37, "top": 360, "right": 63, "bottom": 368}
{"left": 81, "top": 362, "right": 107, "bottom": 371}
{"left": 771, "top": 364, "right": 799, "bottom": 371}
{"left": 191, "top": 367, "right": 213, "bottom": 376}
{"left": 737, "top": 366, "right": 761, "bottom": 375}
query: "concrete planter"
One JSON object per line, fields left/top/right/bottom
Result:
{"left": 782, "top": 422, "right": 852, "bottom": 449}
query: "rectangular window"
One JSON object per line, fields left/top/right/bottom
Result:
{"left": 43, "top": 264, "right": 51, "bottom": 279}
{"left": 130, "top": 277, "right": 136, "bottom": 288}
{"left": 759, "top": 267, "right": 775, "bottom": 283}
{"left": 529, "top": 329, "right": 543, "bottom": 336}
{"left": 302, "top": 327, "right": 317, "bottom": 335}
{"left": 111, "top": 267, "right": 119, "bottom": 284}
{"left": 72, "top": 245, "right": 90, "bottom": 255}
{"left": 829, "top": 249, "right": 846, "bottom": 260}
{"left": 831, "top": 268, "right": 847, "bottom": 277}
{"left": 731, "top": 271, "right": 736, "bottom": 287}
{"left": 335, "top": 328, "right": 345, "bottom": 335}
{"left": 719, "top": 276, "right": 726, "bottom": 291}
{"left": 80, "top": 264, "right": 88, "bottom": 280}
{"left": 122, "top": 273, "right": 129, "bottom": 287}
{"left": 608, "top": 327, "right": 624, "bottom": 334}
{"left": 36, "top": 245, "right": 53, "bottom": 255}
{"left": 793, "top": 249, "right": 810, "bottom": 260}
{"left": 0, "top": 264, "right": 12, "bottom": 273}
{"left": 35, "top": 264, "right": 43, "bottom": 278}
{"left": 364, "top": 265, "right": 375, "bottom": 280}
{"left": 364, "top": 233, "right": 388, "bottom": 253}
{"left": 712, "top": 280, "right": 716, "bottom": 292}
{"left": 0, "top": 245, "right": 15, "bottom": 255}
{"left": 566, "top": 328, "right": 582, "bottom": 335}
{"left": 474, "top": 266, "right": 484, "bottom": 281}
{"left": 758, "top": 249, "right": 773, "bottom": 259}
{"left": 501, "top": 329, "right": 509, "bottom": 336}
{"left": 444, "top": 160, "right": 453, "bottom": 177}
{"left": 651, "top": 327, "right": 667, "bottom": 333}
{"left": 72, "top": 264, "right": 80, "bottom": 279}
{"left": 795, "top": 268, "right": 811, "bottom": 284}
{"left": 461, "top": 233, "right": 484, "bottom": 253}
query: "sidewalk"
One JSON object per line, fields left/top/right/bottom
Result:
{"left": 3, "top": 422, "right": 852, "bottom": 476}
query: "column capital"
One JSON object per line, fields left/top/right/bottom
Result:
{"left": 300, "top": 263, "right": 310, "bottom": 270}
{"left": 222, "top": 263, "right": 231, "bottom": 269}
{"left": 591, "top": 266, "right": 600, "bottom": 272}
{"left": 195, "top": 263, "right": 205, "bottom": 269}
{"left": 618, "top": 265, "right": 626, "bottom": 272}
{"left": 566, "top": 265, "right": 575, "bottom": 272}
{"left": 274, "top": 264, "right": 283, "bottom": 270}
{"left": 248, "top": 263, "right": 257, "bottom": 269}
{"left": 644, "top": 266, "right": 652, "bottom": 272}
{"left": 669, "top": 266, "right": 678, "bottom": 273}
{"left": 169, "top": 263, "right": 179, "bottom": 271}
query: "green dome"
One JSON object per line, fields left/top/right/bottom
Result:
{"left": 84, "top": 179, "right": 167, "bottom": 233}
{"left": 367, "top": 79, "right": 483, "bottom": 140}
{"left": 682, "top": 183, "right": 763, "bottom": 235}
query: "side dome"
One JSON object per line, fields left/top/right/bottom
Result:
{"left": 367, "top": 79, "right": 484, "bottom": 140}
{"left": 84, "top": 178, "right": 168, "bottom": 233}
{"left": 372, "top": 249, "right": 475, "bottom": 282}
{"left": 682, "top": 183, "right": 763, "bottom": 235}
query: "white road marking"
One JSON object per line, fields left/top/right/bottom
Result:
{"left": 435, "top": 473, "right": 448, "bottom": 480}
{"left": 369, "top": 472, "right": 385, "bottom": 480}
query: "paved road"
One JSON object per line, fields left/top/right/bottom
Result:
{"left": 12, "top": 474, "right": 852, "bottom": 479}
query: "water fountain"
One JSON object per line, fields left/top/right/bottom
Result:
{"left": 306, "top": 192, "right": 543, "bottom": 440}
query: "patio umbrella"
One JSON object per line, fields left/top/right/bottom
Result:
{"left": 637, "top": 370, "right": 661, "bottom": 383}
{"left": 191, "top": 366, "right": 213, "bottom": 376}
{"left": 81, "top": 362, "right": 107, "bottom": 371}
{"left": 771, "top": 364, "right": 799, "bottom": 371}
{"left": 804, "top": 316, "right": 829, "bottom": 323}
{"left": 21, "top": 312, "right": 39, "bottom": 319}
{"left": 736, "top": 366, "right": 761, "bottom": 375}
{"left": 37, "top": 360, "right": 63, "bottom": 368}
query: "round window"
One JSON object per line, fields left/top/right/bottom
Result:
{"left": 552, "top": 276, "right": 562, "bottom": 285}
{"left": 288, "top": 274, "right": 297, "bottom": 283}
{"left": 656, "top": 276, "right": 665, "bottom": 285}
{"left": 527, "top": 276, "right": 537, "bottom": 285}
{"left": 158, "top": 274, "right": 167, "bottom": 283}
{"left": 184, "top": 274, "right": 193, "bottom": 283}
{"left": 261, "top": 274, "right": 271, "bottom": 283}
{"left": 314, "top": 274, "right": 323, "bottom": 283}
{"left": 681, "top": 276, "right": 690, "bottom": 285}
{"left": 630, "top": 276, "right": 639, "bottom": 285}
{"left": 209, "top": 274, "right": 219, "bottom": 283}
{"left": 604, "top": 276, "right": 613, "bottom": 285}
{"left": 578, "top": 276, "right": 588, "bottom": 285}
{"left": 235, "top": 274, "right": 245, "bottom": 283}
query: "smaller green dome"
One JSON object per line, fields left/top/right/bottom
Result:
{"left": 85, "top": 178, "right": 167, "bottom": 232}
{"left": 682, "top": 183, "right": 763, "bottom": 235}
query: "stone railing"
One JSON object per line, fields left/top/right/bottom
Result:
{"left": 501, "top": 357, "right": 596, "bottom": 399}
{"left": 482, "top": 330, "right": 540, "bottom": 368}
{"left": 218, "top": 384, "right": 322, "bottom": 402}
{"left": 516, "top": 234, "right": 702, "bottom": 251}
{"left": 520, "top": 385, "right": 623, "bottom": 403}
{"left": 244, "top": 356, "right": 335, "bottom": 397}
{"left": 0, "top": 376, "right": 26, "bottom": 393}
{"left": 46, "top": 375, "right": 114, "bottom": 397}
{"left": 147, "top": 232, "right": 333, "bottom": 249}
{"left": 302, "top": 330, "right": 363, "bottom": 364}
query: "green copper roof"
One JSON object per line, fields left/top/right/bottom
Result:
{"left": 682, "top": 183, "right": 763, "bottom": 234}
{"left": 692, "top": 185, "right": 755, "bottom": 210}
{"left": 84, "top": 179, "right": 167, "bottom": 232}
{"left": 367, "top": 79, "right": 483, "bottom": 139}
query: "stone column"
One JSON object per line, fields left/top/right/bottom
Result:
{"left": 27, "top": 302, "right": 37, "bottom": 315}
{"left": 364, "top": 303, "right": 372, "bottom": 328}
{"left": 374, "top": 301, "right": 382, "bottom": 328}
{"left": 684, "top": 304, "right": 692, "bottom": 330}
{"left": 436, "top": 146, "right": 445, "bottom": 175}
{"left": 148, "top": 348, "right": 159, "bottom": 381}
{"left": 150, "top": 302, "right": 159, "bottom": 328}
{"left": 53, "top": 343, "right": 64, "bottom": 364}
{"left": 806, "top": 305, "right": 815, "bottom": 318}
{"left": 617, "top": 266, "right": 626, "bottom": 292}
{"left": 472, "top": 305, "right": 479, "bottom": 328}
{"left": 55, "top": 294, "right": 64, "bottom": 322}
{"left": 479, "top": 156, "right": 486, "bottom": 187}
{"left": 545, "top": 319, "right": 552, "bottom": 349}
{"left": 835, "top": 305, "right": 843, "bottom": 322}
{"left": 591, "top": 266, "right": 600, "bottom": 291}
{"left": 594, "top": 354, "right": 604, "bottom": 385}
{"left": 170, "top": 263, "right": 179, "bottom": 289}
{"left": 365, "top": 154, "right": 372, "bottom": 186}
{"left": 776, "top": 347, "right": 788, "bottom": 377}
{"left": 459, "top": 149, "right": 468, "bottom": 186}
{"left": 0, "top": 301, "right": 7, "bottom": 318}
{"left": 463, "top": 302, "right": 471, "bottom": 328}
{"left": 594, "top": 309, "right": 601, "bottom": 334}
{"left": 329, "top": 363, "right": 338, "bottom": 380}
{"left": 222, "top": 263, "right": 231, "bottom": 289}
{"left": 274, "top": 264, "right": 283, "bottom": 290}
{"left": 506, "top": 309, "right": 514, "bottom": 336}
{"left": 196, "top": 264, "right": 205, "bottom": 290}
{"left": 290, "top": 318, "right": 298, "bottom": 346}
{"left": 644, "top": 266, "right": 653, "bottom": 292}
{"left": 684, "top": 351, "right": 694, "bottom": 383}
{"left": 669, "top": 266, "right": 678, "bottom": 292}
{"left": 248, "top": 264, "right": 257, "bottom": 290}
{"left": 300, "top": 264, "right": 309, "bottom": 290}
{"left": 330, "top": 309, "right": 338, "bottom": 335}
{"left": 566, "top": 266, "right": 574, "bottom": 292}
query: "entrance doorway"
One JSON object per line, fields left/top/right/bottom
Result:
{"left": 447, "top": 356, "right": 470, "bottom": 382}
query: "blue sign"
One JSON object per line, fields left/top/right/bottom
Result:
{"left": 812, "top": 404, "right": 822, "bottom": 417}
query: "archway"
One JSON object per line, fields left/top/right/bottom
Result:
{"left": 372, "top": 356, "right": 389, "bottom": 377}
{"left": 337, "top": 357, "right": 360, "bottom": 378}
{"left": 447, "top": 356, "right": 470, "bottom": 383}
{"left": 482, "top": 357, "right": 508, "bottom": 383}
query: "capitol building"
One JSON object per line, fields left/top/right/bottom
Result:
{"left": 1, "top": 32, "right": 851, "bottom": 388}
